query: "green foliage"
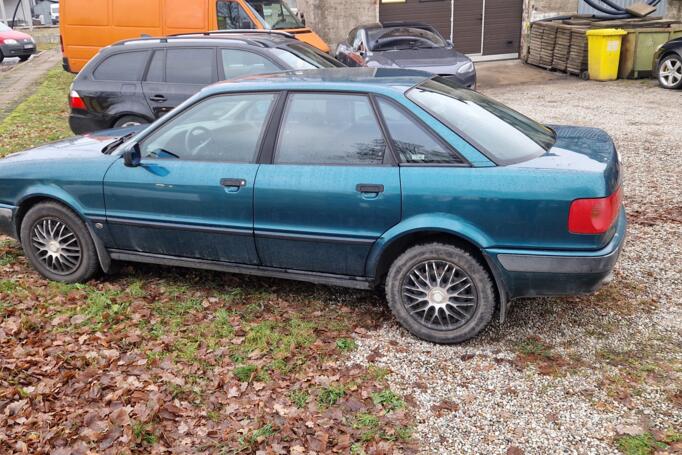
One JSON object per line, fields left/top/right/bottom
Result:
{"left": 234, "top": 364, "right": 257, "bottom": 382}
{"left": 336, "top": 338, "right": 357, "bottom": 352}
{"left": 616, "top": 433, "right": 667, "bottom": 455}
{"left": 371, "top": 390, "right": 404, "bottom": 412}
{"left": 289, "top": 389, "right": 309, "bottom": 409}
{"left": 318, "top": 385, "right": 345, "bottom": 408}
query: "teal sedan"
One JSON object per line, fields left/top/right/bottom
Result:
{"left": 0, "top": 68, "right": 626, "bottom": 344}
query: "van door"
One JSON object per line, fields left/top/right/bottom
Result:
{"left": 142, "top": 48, "right": 218, "bottom": 119}
{"left": 215, "top": 1, "right": 259, "bottom": 29}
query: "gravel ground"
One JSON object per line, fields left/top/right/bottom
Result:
{"left": 348, "top": 76, "right": 682, "bottom": 454}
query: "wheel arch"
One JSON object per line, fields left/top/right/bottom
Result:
{"left": 368, "top": 221, "right": 510, "bottom": 322}
{"left": 111, "top": 112, "right": 153, "bottom": 128}
{"left": 14, "top": 193, "right": 112, "bottom": 272}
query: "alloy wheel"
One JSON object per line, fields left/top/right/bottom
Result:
{"left": 31, "top": 218, "right": 82, "bottom": 275}
{"left": 401, "top": 260, "right": 478, "bottom": 331}
{"left": 659, "top": 58, "right": 682, "bottom": 88}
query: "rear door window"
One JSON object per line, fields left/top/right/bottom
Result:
{"left": 221, "top": 49, "right": 281, "bottom": 79}
{"left": 145, "top": 50, "right": 165, "bottom": 82}
{"left": 166, "top": 48, "right": 216, "bottom": 85}
{"left": 275, "top": 93, "right": 386, "bottom": 165}
{"left": 377, "top": 98, "right": 465, "bottom": 165}
{"left": 93, "top": 51, "right": 150, "bottom": 81}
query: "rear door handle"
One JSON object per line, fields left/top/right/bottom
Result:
{"left": 221, "top": 178, "right": 247, "bottom": 192}
{"left": 356, "top": 184, "right": 384, "bottom": 194}
{"left": 149, "top": 95, "right": 167, "bottom": 103}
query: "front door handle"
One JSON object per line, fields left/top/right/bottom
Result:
{"left": 149, "top": 94, "right": 167, "bottom": 103}
{"left": 356, "top": 184, "right": 384, "bottom": 194}
{"left": 221, "top": 178, "right": 247, "bottom": 193}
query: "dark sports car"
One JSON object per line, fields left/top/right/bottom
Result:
{"left": 335, "top": 22, "right": 476, "bottom": 89}
{"left": 654, "top": 37, "right": 682, "bottom": 89}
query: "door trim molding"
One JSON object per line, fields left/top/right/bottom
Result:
{"left": 255, "top": 230, "right": 376, "bottom": 245}
{"left": 108, "top": 249, "right": 374, "bottom": 290}
{"left": 104, "top": 217, "right": 253, "bottom": 236}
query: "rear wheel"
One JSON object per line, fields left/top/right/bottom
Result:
{"left": 385, "top": 243, "right": 495, "bottom": 344}
{"left": 658, "top": 55, "right": 682, "bottom": 89}
{"left": 20, "top": 202, "right": 100, "bottom": 283}
{"left": 113, "top": 115, "right": 148, "bottom": 129}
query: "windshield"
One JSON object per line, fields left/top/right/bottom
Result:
{"left": 247, "top": 0, "right": 303, "bottom": 29}
{"left": 272, "top": 43, "right": 344, "bottom": 69}
{"left": 0, "top": 22, "right": 11, "bottom": 32}
{"left": 368, "top": 27, "right": 446, "bottom": 51}
{"left": 407, "top": 77, "right": 556, "bottom": 165}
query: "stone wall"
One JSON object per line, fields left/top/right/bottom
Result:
{"left": 296, "top": 0, "right": 377, "bottom": 49}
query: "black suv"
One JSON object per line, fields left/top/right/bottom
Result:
{"left": 68, "top": 31, "right": 344, "bottom": 134}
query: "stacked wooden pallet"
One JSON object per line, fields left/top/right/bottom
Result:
{"left": 526, "top": 16, "right": 681, "bottom": 78}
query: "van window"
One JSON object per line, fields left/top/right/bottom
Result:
{"left": 93, "top": 51, "right": 149, "bottom": 81}
{"left": 217, "top": 1, "right": 255, "bottom": 29}
{"left": 166, "top": 49, "right": 215, "bottom": 85}
{"left": 221, "top": 49, "right": 280, "bottom": 79}
{"left": 275, "top": 93, "right": 386, "bottom": 165}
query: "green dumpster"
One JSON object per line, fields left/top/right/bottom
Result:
{"left": 619, "top": 27, "right": 682, "bottom": 79}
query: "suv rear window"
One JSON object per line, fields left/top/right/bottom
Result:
{"left": 407, "top": 77, "right": 556, "bottom": 165}
{"left": 93, "top": 51, "right": 149, "bottom": 81}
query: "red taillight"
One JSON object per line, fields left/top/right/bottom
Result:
{"left": 69, "top": 90, "right": 86, "bottom": 110}
{"left": 568, "top": 187, "right": 623, "bottom": 234}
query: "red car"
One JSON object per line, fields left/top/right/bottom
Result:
{"left": 0, "top": 22, "right": 36, "bottom": 63}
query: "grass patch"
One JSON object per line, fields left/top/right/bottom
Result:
{"left": 371, "top": 389, "right": 404, "bottom": 412}
{"left": 234, "top": 364, "right": 257, "bottom": 382}
{"left": 0, "top": 67, "right": 74, "bottom": 157}
{"left": 240, "top": 423, "right": 276, "bottom": 448}
{"left": 289, "top": 389, "right": 309, "bottom": 409}
{"left": 336, "top": 338, "right": 357, "bottom": 352}
{"left": 616, "top": 433, "right": 667, "bottom": 455}
{"left": 318, "top": 385, "right": 345, "bottom": 408}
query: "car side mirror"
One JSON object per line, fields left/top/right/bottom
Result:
{"left": 123, "top": 144, "right": 141, "bottom": 167}
{"left": 300, "top": 14, "right": 306, "bottom": 26}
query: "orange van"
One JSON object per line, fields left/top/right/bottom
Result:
{"left": 60, "top": 0, "right": 329, "bottom": 72}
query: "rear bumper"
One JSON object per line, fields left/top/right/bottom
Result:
{"left": 69, "top": 112, "right": 111, "bottom": 135}
{"left": 485, "top": 209, "right": 627, "bottom": 298}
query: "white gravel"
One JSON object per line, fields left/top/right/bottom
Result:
{"left": 348, "top": 76, "right": 682, "bottom": 454}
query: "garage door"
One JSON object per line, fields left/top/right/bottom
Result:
{"left": 379, "top": 0, "right": 522, "bottom": 57}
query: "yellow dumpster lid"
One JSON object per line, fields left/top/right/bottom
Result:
{"left": 586, "top": 28, "right": 627, "bottom": 36}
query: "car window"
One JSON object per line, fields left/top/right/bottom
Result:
{"left": 217, "top": 1, "right": 255, "bottom": 29}
{"left": 247, "top": 0, "right": 303, "bottom": 30}
{"left": 275, "top": 93, "right": 386, "bottom": 165}
{"left": 139, "top": 93, "right": 276, "bottom": 162}
{"left": 377, "top": 98, "right": 464, "bottom": 165}
{"left": 146, "top": 50, "right": 165, "bottom": 82}
{"left": 271, "top": 44, "right": 344, "bottom": 69}
{"left": 93, "top": 51, "right": 149, "bottom": 81}
{"left": 221, "top": 49, "right": 280, "bottom": 79}
{"left": 407, "top": 77, "right": 556, "bottom": 165}
{"left": 166, "top": 48, "right": 215, "bottom": 85}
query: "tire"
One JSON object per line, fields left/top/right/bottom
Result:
{"left": 19, "top": 55, "right": 30, "bottom": 62}
{"left": 385, "top": 243, "right": 495, "bottom": 344}
{"left": 0, "top": 50, "right": 4, "bottom": 64}
{"left": 113, "top": 115, "right": 149, "bottom": 129}
{"left": 20, "top": 202, "right": 100, "bottom": 283}
{"left": 657, "top": 55, "right": 682, "bottom": 90}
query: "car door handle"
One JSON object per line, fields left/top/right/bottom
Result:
{"left": 149, "top": 95, "right": 167, "bottom": 103}
{"left": 356, "top": 184, "right": 384, "bottom": 194}
{"left": 221, "top": 178, "right": 247, "bottom": 192}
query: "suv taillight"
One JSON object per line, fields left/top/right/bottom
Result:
{"left": 568, "top": 187, "right": 623, "bottom": 234}
{"left": 69, "top": 90, "right": 86, "bottom": 110}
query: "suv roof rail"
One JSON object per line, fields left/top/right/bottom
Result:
{"left": 111, "top": 33, "right": 267, "bottom": 48}
{"left": 112, "top": 36, "right": 169, "bottom": 46}
{"left": 171, "top": 29, "right": 295, "bottom": 39}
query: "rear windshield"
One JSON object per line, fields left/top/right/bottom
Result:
{"left": 368, "top": 27, "right": 446, "bottom": 51}
{"left": 407, "top": 77, "right": 556, "bottom": 165}
{"left": 272, "top": 43, "right": 344, "bottom": 69}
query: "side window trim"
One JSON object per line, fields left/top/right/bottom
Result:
{"left": 134, "top": 91, "right": 280, "bottom": 164}
{"left": 142, "top": 48, "right": 166, "bottom": 82}
{"left": 373, "top": 95, "right": 471, "bottom": 167}
{"left": 271, "top": 90, "right": 395, "bottom": 167}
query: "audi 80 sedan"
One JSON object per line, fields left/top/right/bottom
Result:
{"left": 0, "top": 68, "right": 626, "bottom": 344}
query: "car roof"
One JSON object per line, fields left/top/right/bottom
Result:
{"left": 204, "top": 67, "right": 432, "bottom": 95}
{"left": 110, "top": 31, "right": 300, "bottom": 50}
{"left": 362, "top": 21, "right": 436, "bottom": 31}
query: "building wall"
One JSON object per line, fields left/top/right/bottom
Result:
{"left": 296, "top": 0, "right": 376, "bottom": 48}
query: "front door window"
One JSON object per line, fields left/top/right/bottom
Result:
{"left": 217, "top": 1, "right": 256, "bottom": 29}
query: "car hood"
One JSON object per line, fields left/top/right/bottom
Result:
{"left": 1, "top": 126, "right": 142, "bottom": 164}
{"left": 0, "top": 29, "right": 32, "bottom": 41}
{"left": 367, "top": 47, "right": 471, "bottom": 74}
{"left": 513, "top": 125, "right": 621, "bottom": 193}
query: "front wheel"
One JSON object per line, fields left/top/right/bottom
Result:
{"left": 658, "top": 55, "right": 682, "bottom": 89}
{"left": 19, "top": 55, "right": 30, "bottom": 62}
{"left": 385, "top": 243, "right": 495, "bottom": 344}
{"left": 20, "top": 202, "right": 100, "bottom": 283}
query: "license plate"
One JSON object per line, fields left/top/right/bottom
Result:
{"left": 24, "top": 44, "right": 34, "bottom": 49}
